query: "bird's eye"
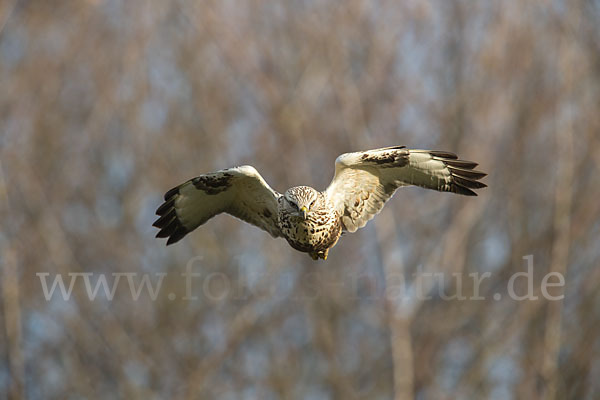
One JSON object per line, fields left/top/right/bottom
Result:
{"left": 310, "top": 200, "right": 315, "bottom": 207}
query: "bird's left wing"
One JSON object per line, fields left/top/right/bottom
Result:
{"left": 153, "top": 165, "right": 282, "bottom": 245}
{"left": 325, "top": 146, "right": 487, "bottom": 232}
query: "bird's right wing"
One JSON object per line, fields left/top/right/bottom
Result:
{"left": 153, "top": 165, "right": 282, "bottom": 245}
{"left": 325, "top": 146, "right": 487, "bottom": 232}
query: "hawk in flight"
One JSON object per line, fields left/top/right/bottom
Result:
{"left": 154, "top": 146, "right": 486, "bottom": 260}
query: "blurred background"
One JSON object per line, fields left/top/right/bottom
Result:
{"left": 1, "top": 0, "right": 599, "bottom": 399}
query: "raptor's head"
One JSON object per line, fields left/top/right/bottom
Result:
{"left": 284, "top": 186, "right": 320, "bottom": 219}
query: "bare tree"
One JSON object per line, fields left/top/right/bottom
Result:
{"left": 1, "top": 0, "right": 599, "bottom": 399}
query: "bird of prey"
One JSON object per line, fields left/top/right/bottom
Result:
{"left": 154, "top": 146, "right": 486, "bottom": 260}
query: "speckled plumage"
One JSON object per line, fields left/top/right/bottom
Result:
{"left": 154, "top": 146, "right": 487, "bottom": 260}
{"left": 277, "top": 187, "right": 342, "bottom": 260}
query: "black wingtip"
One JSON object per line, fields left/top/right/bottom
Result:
{"left": 430, "top": 150, "right": 459, "bottom": 160}
{"left": 453, "top": 176, "right": 487, "bottom": 190}
{"left": 153, "top": 209, "right": 176, "bottom": 228}
{"left": 447, "top": 166, "right": 487, "bottom": 180}
{"left": 453, "top": 185, "right": 478, "bottom": 196}
{"left": 166, "top": 227, "right": 188, "bottom": 245}
{"left": 153, "top": 185, "right": 190, "bottom": 245}
{"left": 433, "top": 152, "right": 487, "bottom": 196}
{"left": 164, "top": 186, "right": 180, "bottom": 201}
{"left": 156, "top": 197, "right": 175, "bottom": 216}
{"left": 442, "top": 159, "right": 479, "bottom": 170}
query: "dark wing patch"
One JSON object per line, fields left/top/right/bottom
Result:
{"left": 358, "top": 147, "right": 409, "bottom": 168}
{"left": 191, "top": 173, "right": 233, "bottom": 195}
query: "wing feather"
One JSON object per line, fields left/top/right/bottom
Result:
{"left": 153, "top": 165, "right": 282, "bottom": 245}
{"left": 325, "top": 146, "right": 486, "bottom": 232}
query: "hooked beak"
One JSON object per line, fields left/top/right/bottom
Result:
{"left": 300, "top": 206, "right": 308, "bottom": 219}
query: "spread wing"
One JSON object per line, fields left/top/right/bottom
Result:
{"left": 153, "top": 165, "right": 282, "bottom": 245}
{"left": 325, "top": 146, "right": 487, "bottom": 232}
